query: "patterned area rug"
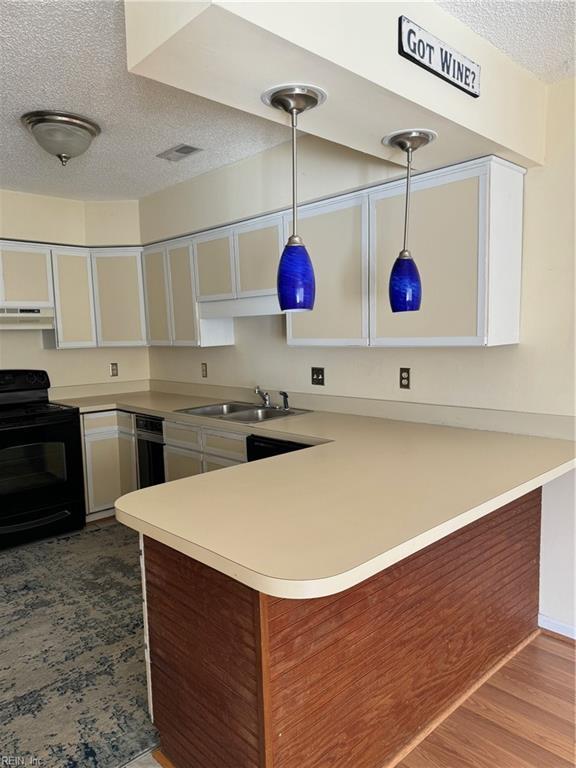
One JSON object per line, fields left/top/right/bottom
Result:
{"left": 0, "top": 522, "right": 158, "bottom": 767}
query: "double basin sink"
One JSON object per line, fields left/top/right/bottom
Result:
{"left": 175, "top": 402, "right": 308, "bottom": 423}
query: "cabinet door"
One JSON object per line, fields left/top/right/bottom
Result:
{"left": 286, "top": 195, "right": 369, "bottom": 346}
{"left": 119, "top": 433, "right": 137, "bottom": 496}
{"left": 0, "top": 243, "right": 52, "bottom": 307}
{"left": 92, "top": 249, "right": 146, "bottom": 346}
{"left": 203, "top": 455, "right": 241, "bottom": 473}
{"left": 234, "top": 215, "right": 282, "bottom": 297}
{"left": 194, "top": 229, "right": 236, "bottom": 301}
{"left": 142, "top": 247, "right": 171, "bottom": 345}
{"left": 164, "top": 445, "right": 204, "bottom": 482}
{"left": 370, "top": 171, "right": 482, "bottom": 346}
{"left": 167, "top": 242, "right": 198, "bottom": 346}
{"left": 83, "top": 412, "right": 136, "bottom": 513}
{"left": 51, "top": 248, "right": 97, "bottom": 348}
{"left": 84, "top": 433, "right": 123, "bottom": 513}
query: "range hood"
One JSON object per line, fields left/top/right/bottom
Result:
{"left": 0, "top": 307, "right": 55, "bottom": 330}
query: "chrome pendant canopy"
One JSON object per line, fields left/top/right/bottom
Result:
{"left": 262, "top": 84, "right": 327, "bottom": 312}
{"left": 21, "top": 111, "right": 101, "bottom": 166}
{"left": 381, "top": 128, "right": 437, "bottom": 313}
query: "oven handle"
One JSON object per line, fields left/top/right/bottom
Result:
{"left": 0, "top": 509, "right": 71, "bottom": 534}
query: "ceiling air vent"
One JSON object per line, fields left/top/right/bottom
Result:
{"left": 156, "top": 143, "right": 201, "bottom": 162}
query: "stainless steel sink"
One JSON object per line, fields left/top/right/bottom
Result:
{"left": 222, "top": 407, "right": 309, "bottom": 422}
{"left": 175, "top": 402, "right": 255, "bottom": 417}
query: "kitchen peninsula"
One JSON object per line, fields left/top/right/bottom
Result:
{"left": 114, "top": 405, "right": 575, "bottom": 768}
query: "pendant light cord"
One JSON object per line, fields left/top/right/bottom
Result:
{"left": 291, "top": 109, "right": 298, "bottom": 238}
{"left": 402, "top": 146, "right": 413, "bottom": 252}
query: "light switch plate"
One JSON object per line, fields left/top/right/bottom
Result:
{"left": 109, "top": 362, "right": 119, "bottom": 377}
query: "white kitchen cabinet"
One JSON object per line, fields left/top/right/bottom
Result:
{"left": 166, "top": 241, "right": 198, "bottom": 345}
{"left": 51, "top": 247, "right": 97, "bottom": 348}
{"left": 369, "top": 156, "right": 524, "bottom": 347}
{"left": 142, "top": 246, "right": 171, "bottom": 345}
{"left": 234, "top": 214, "right": 283, "bottom": 297}
{"left": 203, "top": 455, "right": 242, "bottom": 472}
{"left": 286, "top": 194, "right": 369, "bottom": 347}
{"left": 194, "top": 228, "right": 236, "bottom": 301}
{"left": 82, "top": 411, "right": 137, "bottom": 516}
{"left": 0, "top": 242, "right": 53, "bottom": 307}
{"left": 142, "top": 240, "right": 234, "bottom": 348}
{"left": 202, "top": 427, "right": 247, "bottom": 461}
{"left": 92, "top": 248, "right": 147, "bottom": 346}
{"left": 163, "top": 421, "right": 246, "bottom": 481}
{"left": 164, "top": 445, "right": 204, "bottom": 482}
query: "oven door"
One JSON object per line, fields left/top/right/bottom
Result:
{"left": 0, "top": 415, "right": 86, "bottom": 547}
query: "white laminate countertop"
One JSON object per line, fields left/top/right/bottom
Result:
{"left": 59, "top": 390, "right": 576, "bottom": 599}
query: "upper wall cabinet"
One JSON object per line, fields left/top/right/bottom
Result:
{"left": 166, "top": 241, "right": 199, "bottom": 345}
{"left": 92, "top": 248, "right": 147, "bottom": 346}
{"left": 286, "top": 195, "right": 369, "bottom": 347}
{"left": 142, "top": 245, "right": 172, "bottom": 346}
{"left": 0, "top": 242, "right": 53, "bottom": 307}
{"left": 142, "top": 239, "right": 234, "bottom": 348}
{"left": 194, "top": 228, "right": 236, "bottom": 301}
{"left": 370, "top": 157, "right": 525, "bottom": 347}
{"left": 234, "top": 215, "right": 283, "bottom": 298}
{"left": 194, "top": 215, "right": 284, "bottom": 317}
{"left": 51, "top": 247, "right": 97, "bottom": 348}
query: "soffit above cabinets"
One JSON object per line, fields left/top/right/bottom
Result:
{"left": 125, "top": 1, "right": 549, "bottom": 170}
{"left": 0, "top": 0, "right": 290, "bottom": 200}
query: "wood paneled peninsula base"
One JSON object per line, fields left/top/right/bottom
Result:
{"left": 142, "top": 489, "right": 541, "bottom": 768}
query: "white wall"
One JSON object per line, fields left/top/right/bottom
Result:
{"left": 540, "top": 471, "right": 576, "bottom": 638}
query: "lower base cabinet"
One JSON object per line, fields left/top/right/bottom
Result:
{"left": 164, "top": 445, "right": 204, "bottom": 482}
{"left": 163, "top": 420, "right": 246, "bottom": 480}
{"left": 82, "top": 411, "right": 137, "bottom": 516}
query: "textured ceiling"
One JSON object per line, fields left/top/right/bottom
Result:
{"left": 0, "top": 0, "right": 290, "bottom": 200}
{"left": 437, "top": 0, "right": 575, "bottom": 82}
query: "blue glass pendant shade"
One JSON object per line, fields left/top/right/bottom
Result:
{"left": 277, "top": 238, "right": 316, "bottom": 311}
{"left": 389, "top": 250, "right": 421, "bottom": 312}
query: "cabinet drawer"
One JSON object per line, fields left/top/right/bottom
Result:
{"left": 202, "top": 428, "right": 246, "bottom": 460}
{"left": 164, "top": 421, "right": 202, "bottom": 450}
{"left": 83, "top": 410, "right": 132, "bottom": 434}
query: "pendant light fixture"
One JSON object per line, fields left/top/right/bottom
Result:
{"left": 262, "top": 84, "right": 327, "bottom": 311}
{"left": 382, "top": 129, "right": 437, "bottom": 312}
{"left": 21, "top": 111, "right": 101, "bottom": 166}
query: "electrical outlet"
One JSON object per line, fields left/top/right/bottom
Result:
{"left": 201, "top": 362, "right": 208, "bottom": 378}
{"left": 311, "top": 367, "right": 325, "bottom": 386}
{"left": 399, "top": 367, "right": 410, "bottom": 389}
{"left": 109, "top": 362, "right": 119, "bottom": 377}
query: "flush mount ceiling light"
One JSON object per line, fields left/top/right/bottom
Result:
{"left": 21, "top": 110, "right": 101, "bottom": 166}
{"left": 382, "top": 128, "right": 437, "bottom": 313}
{"left": 262, "top": 84, "right": 327, "bottom": 312}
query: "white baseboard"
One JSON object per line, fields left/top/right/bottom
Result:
{"left": 538, "top": 614, "right": 576, "bottom": 639}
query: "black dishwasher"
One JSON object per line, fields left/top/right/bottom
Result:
{"left": 246, "top": 434, "right": 310, "bottom": 461}
{"left": 136, "top": 415, "right": 165, "bottom": 487}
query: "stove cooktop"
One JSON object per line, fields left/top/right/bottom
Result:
{"left": 0, "top": 401, "right": 77, "bottom": 428}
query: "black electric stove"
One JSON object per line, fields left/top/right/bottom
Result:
{"left": 0, "top": 369, "right": 86, "bottom": 548}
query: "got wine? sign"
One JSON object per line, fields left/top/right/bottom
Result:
{"left": 398, "top": 16, "right": 481, "bottom": 98}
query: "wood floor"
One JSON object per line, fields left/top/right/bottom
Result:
{"left": 152, "top": 632, "right": 575, "bottom": 768}
{"left": 397, "top": 632, "right": 575, "bottom": 768}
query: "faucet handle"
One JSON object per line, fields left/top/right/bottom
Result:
{"left": 279, "top": 391, "right": 290, "bottom": 410}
